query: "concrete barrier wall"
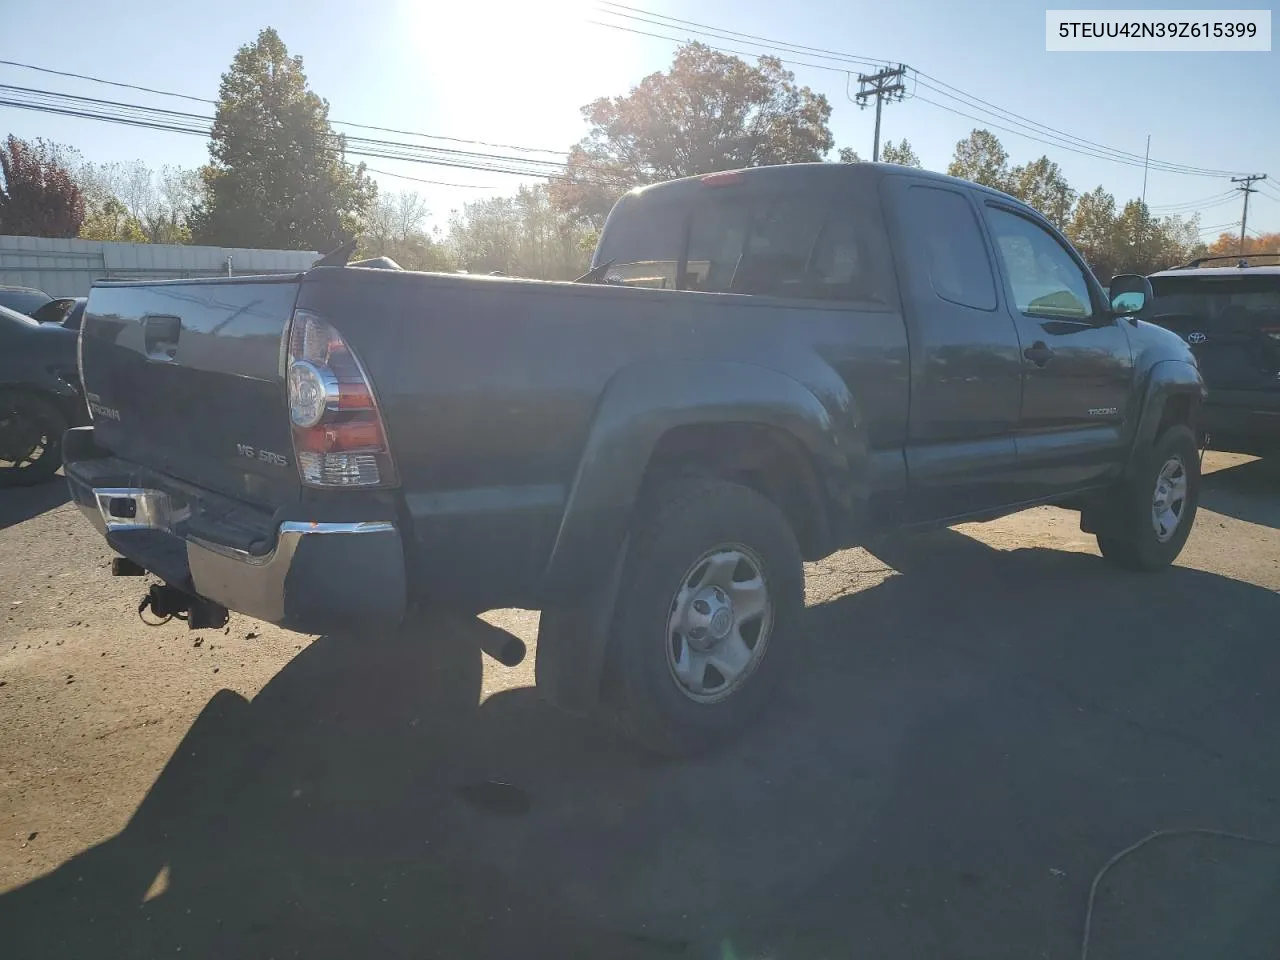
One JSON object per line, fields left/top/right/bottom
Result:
{"left": 0, "top": 235, "right": 318, "bottom": 297}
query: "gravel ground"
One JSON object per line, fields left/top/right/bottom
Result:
{"left": 1, "top": 452, "right": 1278, "bottom": 959}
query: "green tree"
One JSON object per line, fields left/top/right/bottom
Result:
{"left": 450, "top": 184, "right": 593, "bottom": 279}
{"left": 550, "top": 43, "right": 834, "bottom": 228}
{"left": 1007, "top": 155, "right": 1075, "bottom": 229}
{"left": 879, "top": 139, "right": 921, "bottom": 167}
{"left": 79, "top": 161, "right": 199, "bottom": 244}
{"left": 947, "top": 128, "right": 1010, "bottom": 189}
{"left": 0, "top": 136, "right": 85, "bottom": 237}
{"left": 837, "top": 147, "right": 862, "bottom": 163}
{"left": 190, "top": 28, "right": 375, "bottom": 251}
{"left": 1109, "top": 201, "right": 1204, "bottom": 275}
{"left": 359, "top": 190, "right": 453, "bottom": 272}
{"left": 1066, "top": 185, "right": 1119, "bottom": 279}
{"left": 79, "top": 196, "right": 147, "bottom": 242}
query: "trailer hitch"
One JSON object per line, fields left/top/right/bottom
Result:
{"left": 137, "top": 584, "right": 229, "bottom": 631}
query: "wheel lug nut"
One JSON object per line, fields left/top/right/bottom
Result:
{"left": 693, "top": 599, "right": 710, "bottom": 614}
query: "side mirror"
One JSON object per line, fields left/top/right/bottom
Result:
{"left": 1109, "top": 274, "right": 1152, "bottom": 317}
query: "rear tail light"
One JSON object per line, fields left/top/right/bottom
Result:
{"left": 284, "top": 309, "right": 397, "bottom": 488}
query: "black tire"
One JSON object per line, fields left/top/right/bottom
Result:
{"left": 1097, "top": 424, "right": 1199, "bottom": 571}
{"left": 0, "top": 391, "right": 67, "bottom": 487}
{"left": 607, "top": 479, "right": 804, "bottom": 756}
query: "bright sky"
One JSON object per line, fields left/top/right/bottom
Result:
{"left": 2, "top": 0, "right": 1277, "bottom": 238}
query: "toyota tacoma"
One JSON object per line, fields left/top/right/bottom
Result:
{"left": 64, "top": 163, "right": 1205, "bottom": 754}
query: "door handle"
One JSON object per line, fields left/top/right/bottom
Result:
{"left": 1023, "top": 341, "right": 1053, "bottom": 367}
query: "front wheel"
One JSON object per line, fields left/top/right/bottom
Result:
{"left": 1097, "top": 424, "right": 1200, "bottom": 570}
{"left": 607, "top": 479, "right": 805, "bottom": 756}
{"left": 0, "top": 391, "right": 68, "bottom": 487}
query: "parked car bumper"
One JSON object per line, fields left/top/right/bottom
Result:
{"left": 1202, "top": 390, "right": 1280, "bottom": 453}
{"left": 63, "top": 429, "right": 406, "bottom": 632}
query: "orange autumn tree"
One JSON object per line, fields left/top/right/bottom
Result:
{"left": 1202, "top": 231, "right": 1280, "bottom": 260}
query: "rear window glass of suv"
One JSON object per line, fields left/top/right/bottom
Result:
{"left": 1149, "top": 275, "right": 1280, "bottom": 334}
{"left": 594, "top": 186, "right": 886, "bottom": 303}
{"left": 0, "top": 288, "right": 52, "bottom": 316}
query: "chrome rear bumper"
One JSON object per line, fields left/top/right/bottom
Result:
{"left": 70, "top": 481, "right": 406, "bottom": 631}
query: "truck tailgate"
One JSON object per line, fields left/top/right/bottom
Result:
{"left": 79, "top": 276, "right": 302, "bottom": 507}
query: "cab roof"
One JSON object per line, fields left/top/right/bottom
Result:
{"left": 626, "top": 161, "right": 1026, "bottom": 205}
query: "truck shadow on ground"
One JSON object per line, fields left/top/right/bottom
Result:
{"left": 4, "top": 530, "right": 1280, "bottom": 960}
{"left": 1200, "top": 455, "right": 1280, "bottom": 530}
{"left": 0, "top": 479, "right": 69, "bottom": 531}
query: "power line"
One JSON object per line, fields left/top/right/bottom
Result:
{"left": 910, "top": 81, "right": 1240, "bottom": 177}
{"left": 593, "top": 15, "right": 1203, "bottom": 174}
{"left": 595, "top": 3, "right": 892, "bottom": 69}
{"left": 0, "top": 59, "right": 569, "bottom": 157}
{"left": 912, "top": 73, "right": 1242, "bottom": 177}
{"left": 586, "top": 17, "right": 862, "bottom": 77}
{"left": 597, "top": 3, "right": 1253, "bottom": 180}
{"left": 0, "top": 58, "right": 216, "bottom": 104}
{"left": 910, "top": 93, "right": 1231, "bottom": 178}
{"left": 1149, "top": 189, "right": 1237, "bottom": 210}
{"left": 0, "top": 86, "right": 633, "bottom": 186}
{"left": 362, "top": 167, "right": 495, "bottom": 189}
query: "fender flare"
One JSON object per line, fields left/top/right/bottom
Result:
{"left": 535, "top": 358, "right": 863, "bottom": 715}
{"left": 1124, "top": 359, "right": 1205, "bottom": 479}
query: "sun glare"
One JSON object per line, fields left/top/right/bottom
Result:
{"left": 401, "top": 0, "right": 647, "bottom": 153}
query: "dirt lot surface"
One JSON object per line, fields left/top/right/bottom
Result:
{"left": 2, "top": 453, "right": 1279, "bottom": 959}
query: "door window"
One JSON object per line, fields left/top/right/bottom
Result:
{"left": 901, "top": 186, "right": 997, "bottom": 310}
{"left": 986, "top": 207, "right": 1094, "bottom": 321}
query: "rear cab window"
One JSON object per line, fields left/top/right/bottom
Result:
{"left": 594, "top": 177, "right": 890, "bottom": 304}
{"left": 899, "top": 185, "right": 997, "bottom": 310}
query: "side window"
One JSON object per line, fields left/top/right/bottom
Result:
{"left": 986, "top": 207, "right": 1093, "bottom": 321}
{"left": 901, "top": 186, "right": 997, "bottom": 310}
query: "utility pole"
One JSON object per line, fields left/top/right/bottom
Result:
{"left": 1231, "top": 174, "right": 1266, "bottom": 256}
{"left": 1137, "top": 135, "right": 1151, "bottom": 267}
{"left": 1140, "top": 134, "right": 1151, "bottom": 207}
{"left": 853, "top": 64, "right": 907, "bottom": 162}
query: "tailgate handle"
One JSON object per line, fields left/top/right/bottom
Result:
{"left": 142, "top": 314, "right": 181, "bottom": 362}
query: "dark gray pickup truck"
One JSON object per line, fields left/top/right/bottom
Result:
{"left": 65, "top": 163, "right": 1204, "bottom": 754}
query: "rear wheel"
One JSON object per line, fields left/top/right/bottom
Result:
{"left": 0, "top": 391, "right": 67, "bottom": 487}
{"left": 1097, "top": 424, "right": 1199, "bottom": 570}
{"left": 608, "top": 479, "right": 804, "bottom": 756}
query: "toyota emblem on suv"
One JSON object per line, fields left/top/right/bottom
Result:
{"left": 1188, "top": 332, "right": 1207, "bottom": 344}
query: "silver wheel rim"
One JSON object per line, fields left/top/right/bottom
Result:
{"left": 0, "top": 406, "right": 50, "bottom": 472}
{"left": 666, "top": 544, "right": 773, "bottom": 704}
{"left": 1151, "top": 455, "right": 1188, "bottom": 543}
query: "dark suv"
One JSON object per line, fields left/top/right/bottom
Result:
{"left": 1147, "top": 254, "right": 1280, "bottom": 455}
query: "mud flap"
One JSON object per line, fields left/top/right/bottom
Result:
{"left": 534, "top": 535, "right": 629, "bottom": 717}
